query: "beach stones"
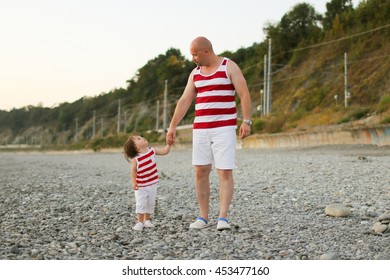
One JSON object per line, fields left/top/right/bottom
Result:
{"left": 1, "top": 147, "right": 390, "bottom": 260}
{"left": 372, "top": 213, "right": 390, "bottom": 234}
{"left": 325, "top": 204, "right": 351, "bottom": 217}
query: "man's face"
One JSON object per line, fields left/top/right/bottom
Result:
{"left": 190, "top": 45, "right": 206, "bottom": 66}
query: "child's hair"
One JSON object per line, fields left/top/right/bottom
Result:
{"left": 123, "top": 135, "right": 139, "bottom": 161}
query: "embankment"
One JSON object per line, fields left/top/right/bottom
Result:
{"left": 241, "top": 125, "right": 390, "bottom": 149}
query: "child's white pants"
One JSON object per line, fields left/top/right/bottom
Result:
{"left": 134, "top": 184, "right": 158, "bottom": 214}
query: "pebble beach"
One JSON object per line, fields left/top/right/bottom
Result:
{"left": 1, "top": 145, "right": 389, "bottom": 260}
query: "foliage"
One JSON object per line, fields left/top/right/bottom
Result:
{"left": 337, "top": 107, "right": 372, "bottom": 124}
{"left": 252, "top": 118, "right": 266, "bottom": 133}
{"left": 263, "top": 3, "right": 323, "bottom": 64}
{"left": 89, "top": 134, "right": 128, "bottom": 151}
{"left": 377, "top": 95, "right": 390, "bottom": 113}
{"left": 323, "top": 0, "right": 354, "bottom": 30}
{"left": 380, "top": 116, "right": 390, "bottom": 124}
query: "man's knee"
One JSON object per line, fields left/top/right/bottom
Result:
{"left": 195, "top": 165, "right": 212, "bottom": 178}
{"left": 217, "top": 169, "right": 233, "bottom": 181}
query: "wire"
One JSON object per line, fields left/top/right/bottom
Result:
{"left": 241, "top": 23, "right": 390, "bottom": 73}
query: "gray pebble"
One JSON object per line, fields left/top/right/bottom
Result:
{"left": 320, "top": 253, "right": 338, "bottom": 260}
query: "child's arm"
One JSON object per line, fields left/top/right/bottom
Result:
{"left": 131, "top": 158, "right": 139, "bottom": 190}
{"left": 154, "top": 144, "right": 172, "bottom": 156}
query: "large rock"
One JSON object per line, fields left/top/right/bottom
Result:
{"left": 325, "top": 204, "right": 351, "bottom": 217}
{"left": 378, "top": 213, "right": 390, "bottom": 223}
{"left": 372, "top": 222, "right": 388, "bottom": 234}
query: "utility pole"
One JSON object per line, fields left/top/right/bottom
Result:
{"left": 267, "top": 38, "right": 272, "bottom": 114}
{"left": 123, "top": 111, "right": 127, "bottom": 133}
{"left": 156, "top": 100, "right": 160, "bottom": 131}
{"left": 263, "top": 54, "right": 268, "bottom": 116}
{"left": 75, "top": 118, "right": 78, "bottom": 142}
{"left": 344, "top": 52, "right": 349, "bottom": 108}
{"left": 163, "top": 80, "right": 168, "bottom": 132}
{"left": 92, "top": 110, "right": 96, "bottom": 139}
{"left": 100, "top": 117, "right": 104, "bottom": 138}
{"left": 117, "top": 99, "right": 121, "bottom": 134}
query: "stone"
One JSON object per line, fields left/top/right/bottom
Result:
{"left": 325, "top": 204, "right": 351, "bottom": 217}
{"left": 153, "top": 254, "right": 165, "bottom": 260}
{"left": 372, "top": 222, "right": 388, "bottom": 234}
{"left": 10, "top": 246, "right": 20, "bottom": 255}
{"left": 320, "top": 253, "right": 338, "bottom": 260}
{"left": 378, "top": 213, "right": 390, "bottom": 222}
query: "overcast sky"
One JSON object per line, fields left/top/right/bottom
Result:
{"left": 0, "top": 0, "right": 360, "bottom": 111}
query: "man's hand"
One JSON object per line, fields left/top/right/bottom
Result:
{"left": 239, "top": 123, "right": 251, "bottom": 139}
{"left": 166, "top": 127, "right": 176, "bottom": 145}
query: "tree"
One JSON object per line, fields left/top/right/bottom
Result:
{"left": 355, "top": 0, "right": 390, "bottom": 28}
{"left": 323, "top": 0, "right": 354, "bottom": 31}
{"left": 264, "top": 3, "right": 323, "bottom": 62}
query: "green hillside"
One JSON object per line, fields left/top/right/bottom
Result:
{"left": 0, "top": 0, "right": 389, "bottom": 150}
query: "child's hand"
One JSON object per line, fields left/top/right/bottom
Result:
{"left": 133, "top": 183, "right": 139, "bottom": 190}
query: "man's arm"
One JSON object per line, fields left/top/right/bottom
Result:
{"left": 228, "top": 60, "right": 252, "bottom": 139}
{"left": 166, "top": 70, "right": 197, "bottom": 145}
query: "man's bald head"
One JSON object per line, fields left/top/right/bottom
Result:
{"left": 190, "top": 36, "right": 214, "bottom": 53}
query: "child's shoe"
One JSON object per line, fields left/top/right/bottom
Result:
{"left": 144, "top": 220, "right": 155, "bottom": 228}
{"left": 133, "top": 222, "right": 144, "bottom": 231}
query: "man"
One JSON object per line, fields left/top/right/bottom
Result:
{"left": 166, "top": 36, "right": 252, "bottom": 230}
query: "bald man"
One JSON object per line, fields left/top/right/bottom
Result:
{"left": 166, "top": 36, "right": 252, "bottom": 230}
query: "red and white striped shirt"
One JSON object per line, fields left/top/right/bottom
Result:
{"left": 193, "top": 58, "right": 237, "bottom": 130}
{"left": 135, "top": 148, "right": 158, "bottom": 187}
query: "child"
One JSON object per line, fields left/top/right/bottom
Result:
{"left": 124, "top": 135, "right": 171, "bottom": 231}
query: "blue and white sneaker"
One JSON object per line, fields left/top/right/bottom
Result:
{"left": 217, "top": 218, "right": 231, "bottom": 231}
{"left": 189, "top": 217, "right": 208, "bottom": 229}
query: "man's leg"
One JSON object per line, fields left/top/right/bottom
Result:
{"left": 195, "top": 164, "right": 212, "bottom": 221}
{"left": 217, "top": 169, "right": 234, "bottom": 219}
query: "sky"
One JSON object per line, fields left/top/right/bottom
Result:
{"left": 0, "top": 0, "right": 361, "bottom": 111}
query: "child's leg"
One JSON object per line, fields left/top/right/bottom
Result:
{"left": 137, "top": 213, "right": 145, "bottom": 223}
{"left": 145, "top": 184, "right": 158, "bottom": 222}
{"left": 134, "top": 188, "right": 148, "bottom": 222}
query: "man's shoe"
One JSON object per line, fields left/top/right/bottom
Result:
{"left": 217, "top": 218, "right": 231, "bottom": 231}
{"left": 189, "top": 217, "right": 208, "bottom": 229}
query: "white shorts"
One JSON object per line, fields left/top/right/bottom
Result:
{"left": 134, "top": 184, "right": 158, "bottom": 214}
{"left": 192, "top": 127, "right": 237, "bottom": 170}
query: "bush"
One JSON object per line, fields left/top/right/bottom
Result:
{"left": 380, "top": 116, "right": 390, "bottom": 124}
{"left": 264, "top": 115, "right": 287, "bottom": 133}
{"left": 338, "top": 107, "right": 371, "bottom": 124}
{"left": 252, "top": 118, "right": 265, "bottom": 133}
{"left": 89, "top": 134, "right": 128, "bottom": 151}
{"left": 377, "top": 95, "right": 390, "bottom": 113}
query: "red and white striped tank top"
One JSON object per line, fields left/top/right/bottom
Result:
{"left": 135, "top": 148, "right": 158, "bottom": 187}
{"left": 192, "top": 57, "right": 237, "bottom": 130}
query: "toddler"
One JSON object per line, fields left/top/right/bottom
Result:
{"left": 124, "top": 135, "right": 171, "bottom": 231}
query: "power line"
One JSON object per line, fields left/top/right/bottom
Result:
{"left": 282, "top": 23, "right": 390, "bottom": 55}
{"left": 246, "top": 52, "right": 390, "bottom": 87}
{"left": 241, "top": 23, "right": 390, "bottom": 73}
